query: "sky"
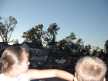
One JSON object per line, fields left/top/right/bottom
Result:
{"left": 0, "top": 0, "right": 108, "bottom": 48}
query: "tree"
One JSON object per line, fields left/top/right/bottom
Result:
{"left": 104, "top": 40, "right": 108, "bottom": 54}
{"left": 22, "top": 24, "right": 43, "bottom": 41}
{"left": 67, "top": 32, "right": 76, "bottom": 40}
{"left": 0, "top": 16, "right": 17, "bottom": 43}
{"left": 22, "top": 23, "right": 60, "bottom": 48}
{"left": 63, "top": 32, "right": 76, "bottom": 44}
{"left": 40, "top": 23, "right": 60, "bottom": 47}
{"left": 47, "top": 23, "right": 60, "bottom": 43}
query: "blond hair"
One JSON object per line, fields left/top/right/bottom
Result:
{"left": 75, "top": 56, "right": 107, "bottom": 81}
{"left": 0, "top": 46, "right": 28, "bottom": 73}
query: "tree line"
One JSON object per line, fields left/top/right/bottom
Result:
{"left": 0, "top": 16, "right": 108, "bottom": 56}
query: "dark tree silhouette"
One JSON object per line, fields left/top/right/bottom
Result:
{"left": 22, "top": 24, "right": 43, "bottom": 41}
{"left": 104, "top": 40, "right": 108, "bottom": 54}
{"left": 47, "top": 23, "right": 60, "bottom": 43}
{"left": 0, "top": 16, "right": 17, "bottom": 43}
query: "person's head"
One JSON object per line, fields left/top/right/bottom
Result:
{"left": 0, "top": 46, "right": 30, "bottom": 75}
{"left": 75, "top": 56, "right": 107, "bottom": 81}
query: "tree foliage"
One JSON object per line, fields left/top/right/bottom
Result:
{"left": 104, "top": 40, "right": 108, "bottom": 54}
{"left": 66, "top": 32, "right": 76, "bottom": 40}
{"left": 22, "top": 24, "right": 43, "bottom": 41}
{"left": 22, "top": 23, "right": 60, "bottom": 47}
{"left": 47, "top": 23, "right": 60, "bottom": 43}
